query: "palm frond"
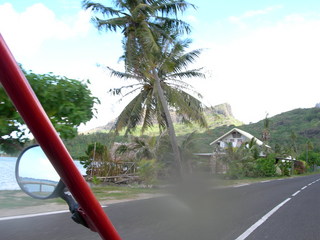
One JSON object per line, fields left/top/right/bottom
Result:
{"left": 154, "top": 1, "right": 196, "bottom": 17}
{"left": 92, "top": 16, "right": 128, "bottom": 32}
{"left": 113, "top": 91, "right": 147, "bottom": 135}
{"left": 137, "top": 21, "right": 160, "bottom": 54}
{"left": 108, "top": 85, "right": 141, "bottom": 96}
{"left": 155, "top": 17, "right": 192, "bottom": 34}
{"left": 141, "top": 89, "right": 156, "bottom": 133}
{"left": 162, "top": 85, "right": 207, "bottom": 128}
{"left": 82, "top": 1, "right": 124, "bottom": 17}
{"left": 102, "top": 65, "right": 140, "bottom": 80}
{"left": 131, "top": 3, "right": 154, "bottom": 18}
{"left": 167, "top": 69, "right": 206, "bottom": 79}
{"left": 181, "top": 130, "right": 198, "bottom": 149}
{"left": 164, "top": 81, "right": 203, "bottom": 99}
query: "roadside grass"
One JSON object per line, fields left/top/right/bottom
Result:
{"left": 0, "top": 185, "right": 160, "bottom": 210}
{"left": 0, "top": 190, "right": 64, "bottom": 209}
{"left": 219, "top": 169, "right": 320, "bottom": 186}
{"left": 91, "top": 185, "right": 159, "bottom": 202}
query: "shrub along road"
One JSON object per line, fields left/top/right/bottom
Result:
{"left": 1, "top": 174, "right": 320, "bottom": 240}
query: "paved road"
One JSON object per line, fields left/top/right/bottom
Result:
{"left": 1, "top": 174, "right": 320, "bottom": 240}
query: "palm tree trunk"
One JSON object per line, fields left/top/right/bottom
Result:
{"left": 153, "top": 70, "right": 183, "bottom": 178}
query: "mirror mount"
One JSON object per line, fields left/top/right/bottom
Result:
{"left": 58, "top": 187, "right": 90, "bottom": 229}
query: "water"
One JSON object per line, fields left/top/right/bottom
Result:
{"left": 0, "top": 157, "right": 86, "bottom": 190}
{"left": 0, "top": 157, "right": 19, "bottom": 190}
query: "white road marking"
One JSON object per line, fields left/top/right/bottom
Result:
{"left": 0, "top": 210, "right": 69, "bottom": 221}
{"left": 0, "top": 204, "right": 109, "bottom": 221}
{"left": 301, "top": 186, "right": 308, "bottom": 190}
{"left": 234, "top": 184, "right": 249, "bottom": 188}
{"left": 235, "top": 198, "right": 291, "bottom": 240}
{"left": 292, "top": 190, "right": 301, "bottom": 197}
{"left": 261, "top": 180, "right": 271, "bottom": 183}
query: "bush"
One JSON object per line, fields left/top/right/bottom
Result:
{"left": 226, "top": 162, "right": 243, "bottom": 179}
{"left": 294, "top": 160, "right": 306, "bottom": 174}
{"left": 92, "top": 176, "right": 102, "bottom": 185}
{"left": 278, "top": 160, "right": 291, "bottom": 176}
{"left": 137, "top": 159, "right": 160, "bottom": 186}
{"left": 255, "top": 156, "right": 276, "bottom": 177}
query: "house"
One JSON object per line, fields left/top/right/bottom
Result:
{"left": 210, "top": 128, "right": 268, "bottom": 149}
{"left": 208, "top": 128, "right": 270, "bottom": 174}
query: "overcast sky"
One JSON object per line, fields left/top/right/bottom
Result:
{"left": 1, "top": 0, "right": 320, "bottom": 131}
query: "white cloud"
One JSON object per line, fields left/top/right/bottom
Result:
{"left": 0, "top": 3, "right": 91, "bottom": 56}
{"left": 228, "top": 5, "right": 283, "bottom": 29}
{"left": 185, "top": 15, "right": 198, "bottom": 24}
{"left": 243, "top": 5, "right": 282, "bottom": 18}
{"left": 195, "top": 14, "right": 320, "bottom": 123}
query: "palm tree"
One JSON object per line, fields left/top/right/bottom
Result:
{"left": 107, "top": 37, "right": 207, "bottom": 175}
{"left": 262, "top": 114, "right": 270, "bottom": 143}
{"left": 109, "top": 38, "right": 207, "bottom": 131}
{"left": 115, "top": 136, "right": 157, "bottom": 160}
{"left": 83, "top": 0, "right": 200, "bottom": 177}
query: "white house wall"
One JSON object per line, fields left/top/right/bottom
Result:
{"left": 219, "top": 134, "right": 249, "bottom": 148}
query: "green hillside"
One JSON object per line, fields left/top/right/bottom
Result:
{"left": 241, "top": 107, "right": 320, "bottom": 149}
{"left": 64, "top": 105, "right": 320, "bottom": 158}
{"left": 187, "top": 107, "right": 320, "bottom": 153}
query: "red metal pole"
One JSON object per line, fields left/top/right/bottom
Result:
{"left": 0, "top": 34, "right": 121, "bottom": 240}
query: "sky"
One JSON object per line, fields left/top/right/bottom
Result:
{"left": 0, "top": 0, "right": 320, "bottom": 132}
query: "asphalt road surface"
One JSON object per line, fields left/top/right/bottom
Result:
{"left": 1, "top": 174, "right": 320, "bottom": 240}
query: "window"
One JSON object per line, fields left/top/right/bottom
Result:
{"left": 232, "top": 131, "right": 241, "bottom": 138}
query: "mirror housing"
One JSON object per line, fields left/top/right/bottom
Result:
{"left": 15, "top": 145, "right": 65, "bottom": 199}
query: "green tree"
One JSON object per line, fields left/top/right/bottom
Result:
{"left": 137, "top": 158, "right": 160, "bottom": 187}
{"left": 83, "top": 0, "right": 198, "bottom": 177}
{"left": 289, "top": 130, "right": 298, "bottom": 174}
{"left": 115, "top": 136, "right": 157, "bottom": 160}
{"left": 0, "top": 68, "right": 99, "bottom": 154}
{"left": 0, "top": 84, "right": 25, "bottom": 154}
{"left": 80, "top": 142, "right": 113, "bottom": 176}
{"left": 262, "top": 113, "right": 271, "bottom": 143}
{"left": 299, "top": 150, "right": 320, "bottom": 171}
{"left": 180, "top": 131, "right": 200, "bottom": 174}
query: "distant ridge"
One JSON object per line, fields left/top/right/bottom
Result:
{"left": 84, "top": 103, "right": 242, "bottom": 134}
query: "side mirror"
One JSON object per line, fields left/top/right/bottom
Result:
{"left": 15, "top": 145, "right": 91, "bottom": 229}
{"left": 15, "top": 145, "right": 64, "bottom": 199}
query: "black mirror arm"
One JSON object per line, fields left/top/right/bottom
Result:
{"left": 59, "top": 190, "right": 79, "bottom": 214}
{"left": 59, "top": 189, "right": 95, "bottom": 231}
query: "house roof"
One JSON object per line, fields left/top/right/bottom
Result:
{"left": 209, "top": 128, "right": 265, "bottom": 146}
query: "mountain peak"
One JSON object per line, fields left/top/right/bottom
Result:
{"left": 86, "top": 102, "right": 241, "bottom": 133}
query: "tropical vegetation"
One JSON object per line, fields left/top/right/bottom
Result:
{"left": 0, "top": 66, "right": 99, "bottom": 154}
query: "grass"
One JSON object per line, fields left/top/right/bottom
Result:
{"left": 0, "top": 185, "right": 160, "bottom": 210}
{"left": 0, "top": 190, "right": 64, "bottom": 209}
{"left": 91, "top": 185, "right": 160, "bottom": 201}
{"left": 217, "top": 169, "right": 320, "bottom": 186}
